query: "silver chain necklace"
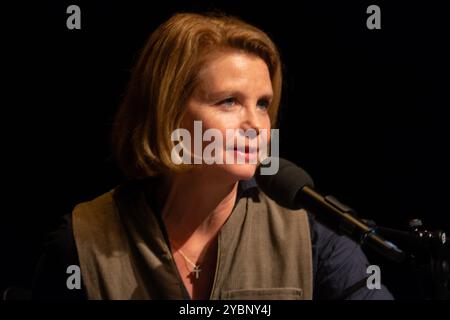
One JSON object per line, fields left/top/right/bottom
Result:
{"left": 176, "top": 248, "right": 202, "bottom": 280}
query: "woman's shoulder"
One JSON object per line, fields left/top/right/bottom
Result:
{"left": 31, "top": 184, "right": 141, "bottom": 300}
{"left": 307, "top": 214, "right": 394, "bottom": 300}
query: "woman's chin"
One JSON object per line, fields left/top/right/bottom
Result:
{"left": 221, "top": 163, "right": 258, "bottom": 181}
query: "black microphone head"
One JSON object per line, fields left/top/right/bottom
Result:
{"left": 255, "top": 158, "right": 314, "bottom": 210}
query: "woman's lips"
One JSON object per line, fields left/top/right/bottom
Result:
{"left": 228, "top": 146, "right": 259, "bottom": 162}
{"left": 233, "top": 146, "right": 258, "bottom": 154}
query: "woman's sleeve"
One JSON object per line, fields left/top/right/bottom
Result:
{"left": 310, "top": 215, "right": 394, "bottom": 300}
{"left": 32, "top": 214, "right": 86, "bottom": 300}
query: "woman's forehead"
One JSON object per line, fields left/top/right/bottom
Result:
{"left": 196, "top": 51, "right": 273, "bottom": 96}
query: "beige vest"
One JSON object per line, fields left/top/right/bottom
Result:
{"left": 72, "top": 179, "right": 313, "bottom": 300}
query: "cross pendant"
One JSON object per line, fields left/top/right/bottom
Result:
{"left": 192, "top": 265, "right": 201, "bottom": 279}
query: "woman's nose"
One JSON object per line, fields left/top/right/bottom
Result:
{"left": 241, "top": 103, "right": 262, "bottom": 134}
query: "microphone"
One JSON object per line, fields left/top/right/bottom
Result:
{"left": 255, "top": 157, "right": 406, "bottom": 263}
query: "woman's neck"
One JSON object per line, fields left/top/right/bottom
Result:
{"left": 160, "top": 168, "right": 239, "bottom": 246}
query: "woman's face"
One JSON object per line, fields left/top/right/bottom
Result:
{"left": 181, "top": 50, "right": 273, "bottom": 181}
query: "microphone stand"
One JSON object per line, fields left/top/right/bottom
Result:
{"left": 362, "top": 218, "right": 450, "bottom": 300}
{"left": 300, "top": 187, "right": 449, "bottom": 299}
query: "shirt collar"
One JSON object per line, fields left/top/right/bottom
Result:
{"left": 236, "top": 177, "right": 258, "bottom": 200}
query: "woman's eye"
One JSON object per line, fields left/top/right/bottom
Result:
{"left": 257, "top": 99, "right": 270, "bottom": 110}
{"left": 219, "top": 97, "right": 236, "bottom": 107}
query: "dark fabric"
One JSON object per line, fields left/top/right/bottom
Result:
{"left": 32, "top": 178, "right": 393, "bottom": 300}
{"left": 32, "top": 213, "right": 86, "bottom": 300}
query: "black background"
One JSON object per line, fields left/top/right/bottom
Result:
{"left": 2, "top": 0, "right": 449, "bottom": 299}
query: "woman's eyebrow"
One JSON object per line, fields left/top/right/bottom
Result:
{"left": 208, "top": 90, "right": 273, "bottom": 100}
{"left": 258, "top": 94, "right": 273, "bottom": 101}
{"left": 207, "top": 90, "right": 238, "bottom": 99}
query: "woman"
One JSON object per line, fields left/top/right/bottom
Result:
{"left": 33, "top": 12, "right": 393, "bottom": 300}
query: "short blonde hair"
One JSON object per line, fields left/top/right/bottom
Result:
{"left": 112, "top": 12, "right": 283, "bottom": 179}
